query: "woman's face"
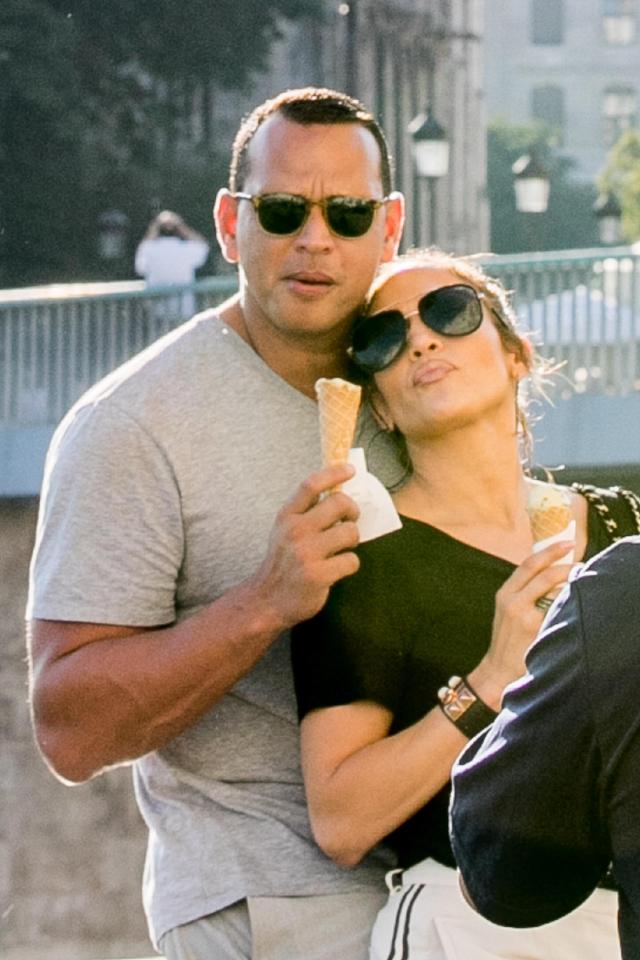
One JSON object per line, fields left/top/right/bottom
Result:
{"left": 370, "top": 265, "right": 527, "bottom": 443}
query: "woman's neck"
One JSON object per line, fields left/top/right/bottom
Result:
{"left": 394, "top": 427, "right": 530, "bottom": 536}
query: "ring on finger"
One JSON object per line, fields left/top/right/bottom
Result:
{"left": 535, "top": 595, "right": 554, "bottom": 611}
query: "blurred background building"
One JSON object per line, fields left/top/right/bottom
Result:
{"left": 485, "top": 0, "right": 640, "bottom": 181}
{"left": 212, "top": 0, "right": 489, "bottom": 254}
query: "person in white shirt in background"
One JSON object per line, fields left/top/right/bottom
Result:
{"left": 135, "top": 209, "right": 210, "bottom": 320}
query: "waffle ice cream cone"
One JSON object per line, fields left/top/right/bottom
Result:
{"left": 526, "top": 483, "right": 573, "bottom": 543}
{"left": 315, "top": 378, "right": 362, "bottom": 484}
{"left": 527, "top": 481, "right": 576, "bottom": 580}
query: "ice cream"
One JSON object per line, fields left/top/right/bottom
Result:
{"left": 526, "top": 480, "right": 575, "bottom": 563}
{"left": 315, "top": 378, "right": 362, "bottom": 485}
{"left": 526, "top": 482, "right": 573, "bottom": 542}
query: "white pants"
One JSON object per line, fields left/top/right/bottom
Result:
{"left": 369, "top": 859, "right": 621, "bottom": 960}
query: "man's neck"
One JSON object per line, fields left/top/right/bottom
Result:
{"left": 218, "top": 295, "right": 351, "bottom": 398}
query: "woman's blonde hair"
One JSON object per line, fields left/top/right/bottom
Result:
{"left": 362, "top": 248, "right": 558, "bottom": 467}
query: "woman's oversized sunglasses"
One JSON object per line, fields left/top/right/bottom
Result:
{"left": 349, "top": 284, "right": 488, "bottom": 374}
{"left": 234, "top": 192, "right": 388, "bottom": 238}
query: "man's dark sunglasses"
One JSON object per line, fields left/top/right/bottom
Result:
{"left": 349, "top": 284, "right": 487, "bottom": 374}
{"left": 234, "top": 192, "right": 388, "bottom": 238}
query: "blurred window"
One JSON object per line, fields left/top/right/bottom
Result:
{"left": 531, "top": 86, "right": 565, "bottom": 145}
{"left": 603, "top": 0, "right": 636, "bottom": 44}
{"left": 603, "top": 86, "right": 637, "bottom": 146}
{"left": 531, "top": 0, "right": 564, "bottom": 44}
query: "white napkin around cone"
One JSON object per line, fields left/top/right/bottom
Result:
{"left": 342, "top": 448, "right": 402, "bottom": 543}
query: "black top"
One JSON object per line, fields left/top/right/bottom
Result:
{"left": 450, "top": 536, "right": 640, "bottom": 960}
{"left": 291, "top": 484, "right": 640, "bottom": 869}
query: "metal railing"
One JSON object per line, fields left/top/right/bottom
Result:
{"left": 2, "top": 246, "right": 640, "bottom": 428}
{"left": 1, "top": 276, "right": 236, "bottom": 426}
{"left": 487, "top": 245, "right": 640, "bottom": 397}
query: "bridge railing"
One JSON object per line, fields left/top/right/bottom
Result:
{"left": 2, "top": 246, "right": 640, "bottom": 429}
{"left": 488, "top": 245, "right": 640, "bottom": 398}
{"left": 0, "top": 276, "right": 236, "bottom": 427}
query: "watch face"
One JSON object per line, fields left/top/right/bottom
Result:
{"left": 439, "top": 677, "right": 475, "bottom": 720}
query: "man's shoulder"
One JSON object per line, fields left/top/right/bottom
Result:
{"left": 72, "top": 309, "right": 230, "bottom": 409}
{"left": 50, "top": 309, "right": 311, "bottom": 464}
{"left": 47, "top": 310, "right": 239, "bottom": 453}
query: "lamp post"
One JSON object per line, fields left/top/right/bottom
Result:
{"left": 512, "top": 151, "right": 550, "bottom": 252}
{"left": 408, "top": 105, "right": 450, "bottom": 245}
{"left": 512, "top": 152, "right": 550, "bottom": 214}
{"left": 97, "top": 209, "right": 129, "bottom": 261}
{"left": 593, "top": 191, "right": 622, "bottom": 245}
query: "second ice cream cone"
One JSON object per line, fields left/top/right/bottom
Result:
{"left": 526, "top": 483, "right": 573, "bottom": 543}
{"left": 526, "top": 481, "right": 575, "bottom": 564}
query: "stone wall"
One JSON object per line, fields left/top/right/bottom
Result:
{"left": 1, "top": 498, "right": 153, "bottom": 960}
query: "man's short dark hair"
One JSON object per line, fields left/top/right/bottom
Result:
{"left": 229, "top": 87, "right": 393, "bottom": 196}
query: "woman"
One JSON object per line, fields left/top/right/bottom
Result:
{"left": 291, "top": 250, "right": 640, "bottom": 959}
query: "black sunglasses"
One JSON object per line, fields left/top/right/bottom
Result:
{"left": 234, "top": 192, "right": 388, "bottom": 238}
{"left": 349, "top": 284, "right": 487, "bottom": 374}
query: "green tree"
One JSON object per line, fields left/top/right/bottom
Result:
{"left": 487, "top": 119, "right": 599, "bottom": 254}
{"left": 0, "top": 0, "right": 323, "bottom": 286}
{"left": 598, "top": 129, "right": 640, "bottom": 242}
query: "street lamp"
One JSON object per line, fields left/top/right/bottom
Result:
{"left": 97, "top": 209, "right": 129, "bottom": 261}
{"left": 593, "top": 191, "right": 622, "bottom": 245}
{"left": 512, "top": 152, "right": 550, "bottom": 213}
{"left": 408, "top": 105, "right": 450, "bottom": 245}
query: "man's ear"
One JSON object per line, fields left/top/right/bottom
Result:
{"left": 381, "top": 191, "right": 405, "bottom": 263}
{"left": 213, "top": 189, "right": 239, "bottom": 264}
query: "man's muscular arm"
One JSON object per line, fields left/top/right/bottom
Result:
{"left": 28, "top": 464, "right": 359, "bottom": 784}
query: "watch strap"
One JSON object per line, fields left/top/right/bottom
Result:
{"left": 437, "top": 675, "right": 498, "bottom": 738}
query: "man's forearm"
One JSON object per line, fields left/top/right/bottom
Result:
{"left": 29, "top": 575, "right": 288, "bottom": 784}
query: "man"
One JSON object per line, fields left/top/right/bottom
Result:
{"left": 27, "top": 88, "right": 404, "bottom": 960}
{"left": 135, "top": 209, "right": 210, "bottom": 320}
{"left": 450, "top": 535, "right": 640, "bottom": 959}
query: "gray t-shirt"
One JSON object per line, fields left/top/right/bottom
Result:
{"left": 27, "top": 311, "right": 400, "bottom": 947}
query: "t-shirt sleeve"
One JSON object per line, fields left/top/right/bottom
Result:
{"left": 291, "top": 548, "right": 406, "bottom": 719}
{"left": 449, "top": 582, "right": 610, "bottom": 927}
{"left": 27, "top": 400, "right": 184, "bottom": 626}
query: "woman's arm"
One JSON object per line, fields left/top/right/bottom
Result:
{"left": 300, "top": 698, "right": 467, "bottom": 867}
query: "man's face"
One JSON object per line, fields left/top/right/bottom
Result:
{"left": 217, "top": 114, "right": 403, "bottom": 344}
